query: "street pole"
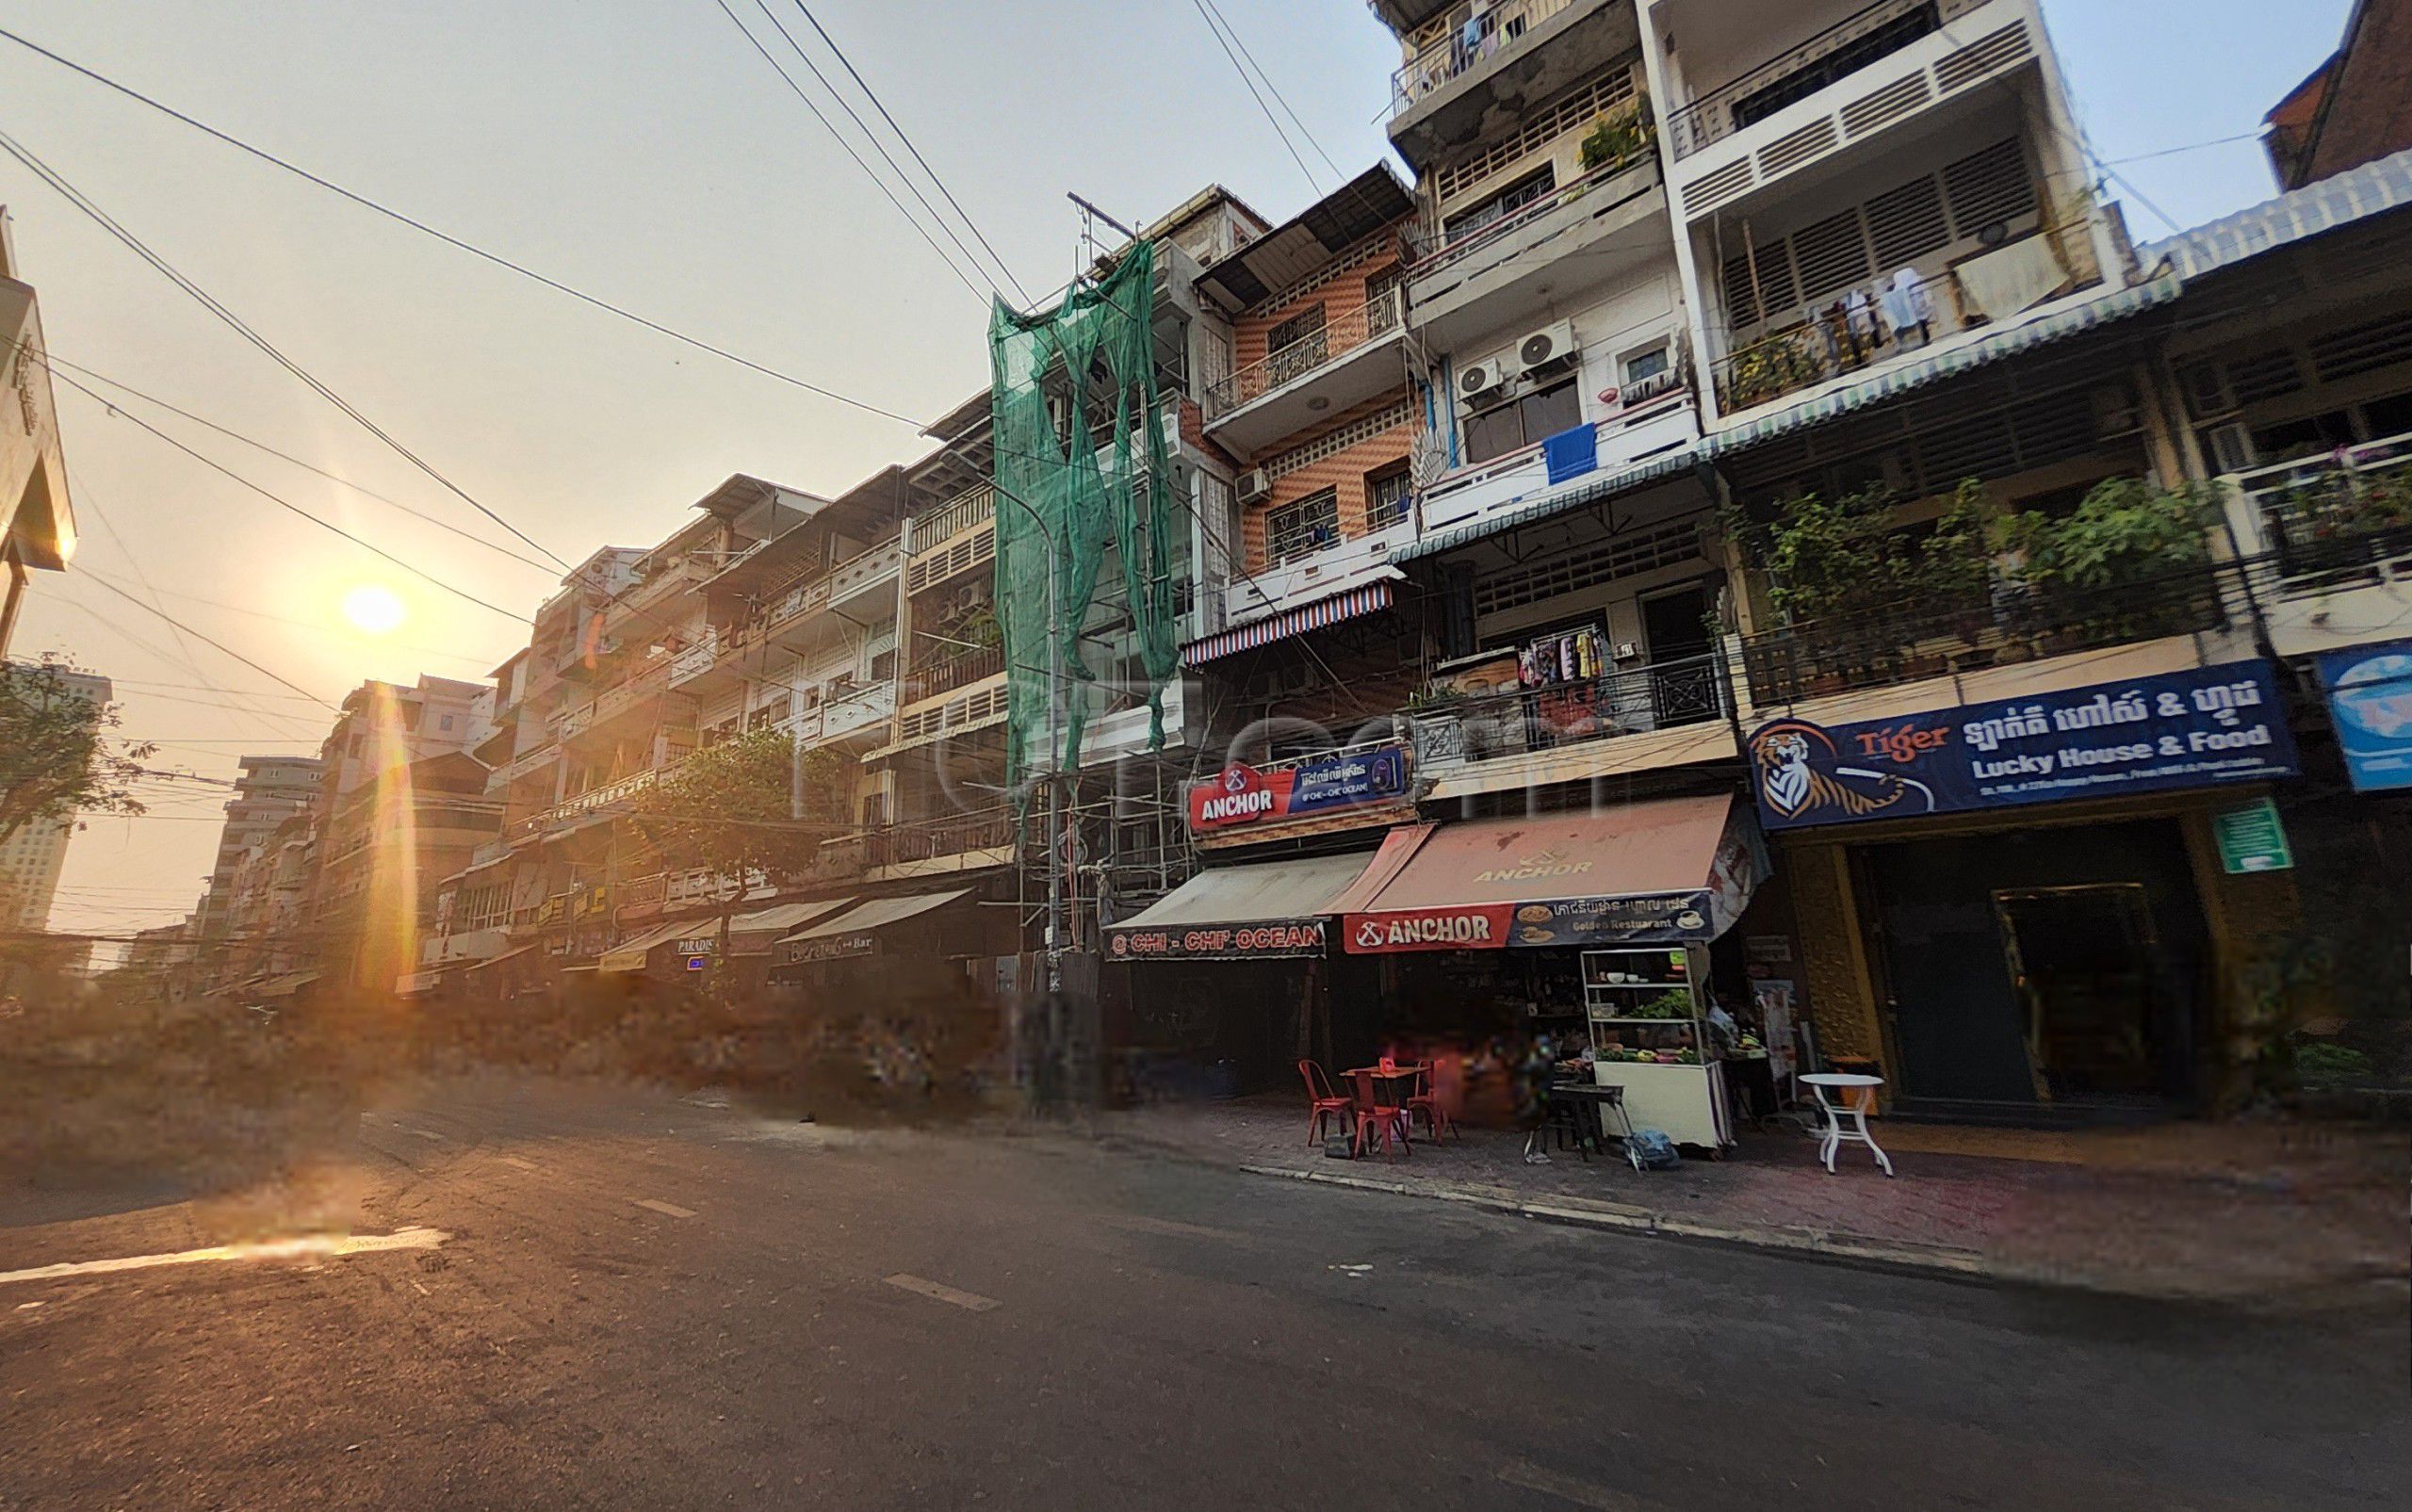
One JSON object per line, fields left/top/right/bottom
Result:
{"left": 993, "top": 484, "right": 1064, "bottom": 999}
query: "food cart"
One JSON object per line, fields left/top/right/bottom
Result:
{"left": 1583, "top": 943, "right": 1735, "bottom": 1151}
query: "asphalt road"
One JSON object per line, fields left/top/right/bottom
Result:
{"left": 3, "top": 1075, "right": 2405, "bottom": 1511}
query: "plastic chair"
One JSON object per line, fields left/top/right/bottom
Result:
{"left": 1405, "top": 1060, "right": 1457, "bottom": 1143}
{"left": 1298, "top": 1060, "right": 1353, "bottom": 1146}
{"left": 1349, "top": 1068, "right": 1412, "bottom": 1159}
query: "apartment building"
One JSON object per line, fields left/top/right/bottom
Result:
{"left": 2264, "top": 0, "right": 2412, "bottom": 192}
{"left": 0, "top": 208, "right": 74, "bottom": 659}
{"left": 194, "top": 755, "right": 321, "bottom": 939}
{"left": 0, "top": 666, "right": 108, "bottom": 935}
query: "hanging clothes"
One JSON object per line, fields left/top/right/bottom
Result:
{"left": 1882, "top": 268, "right": 1934, "bottom": 345}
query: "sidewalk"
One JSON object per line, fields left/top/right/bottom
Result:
{"left": 1091, "top": 1096, "right": 2409, "bottom": 1309}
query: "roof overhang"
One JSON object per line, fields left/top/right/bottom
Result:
{"left": 1194, "top": 165, "right": 1417, "bottom": 313}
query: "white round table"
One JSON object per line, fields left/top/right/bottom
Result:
{"left": 1800, "top": 1072, "right": 1893, "bottom": 1177}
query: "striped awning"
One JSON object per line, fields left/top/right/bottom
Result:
{"left": 1183, "top": 580, "right": 1396, "bottom": 664}
{"left": 2143, "top": 147, "right": 2412, "bottom": 281}
{"left": 1701, "top": 273, "right": 2184, "bottom": 457}
{"left": 1396, "top": 447, "right": 1704, "bottom": 562}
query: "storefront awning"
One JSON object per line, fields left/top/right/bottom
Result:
{"left": 1182, "top": 580, "right": 1395, "bottom": 665}
{"left": 464, "top": 943, "right": 540, "bottom": 973}
{"left": 1103, "top": 850, "right": 1378, "bottom": 962}
{"left": 726, "top": 898, "right": 856, "bottom": 955}
{"left": 777, "top": 888, "right": 970, "bottom": 963}
{"left": 250, "top": 970, "right": 320, "bottom": 1000}
{"left": 598, "top": 919, "right": 699, "bottom": 974}
{"left": 396, "top": 968, "right": 444, "bottom": 997}
{"left": 1338, "top": 794, "right": 1763, "bottom": 954}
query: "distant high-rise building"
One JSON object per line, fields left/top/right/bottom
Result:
{"left": 0, "top": 665, "right": 110, "bottom": 934}
{"left": 195, "top": 755, "right": 323, "bottom": 938}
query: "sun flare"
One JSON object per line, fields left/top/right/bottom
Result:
{"left": 341, "top": 582, "right": 408, "bottom": 636}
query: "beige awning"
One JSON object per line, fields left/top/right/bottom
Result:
{"left": 726, "top": 898, "right": 856, "bottom": 954}
{"left": 775, "top": 888, "right": 970, "bottom": 962}
{"left": 1100, "top": 851, "right": 1377, "bottom": 961}
{"left": 597, "top": 919, "right": 695, "bottom": 974}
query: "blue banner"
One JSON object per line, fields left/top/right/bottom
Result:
{"left": 1288, "top": 744, "right": 1410, "bottom": 815}
{"left": 2318, "top": 639, "right": 2412, "bottom": 792}
{"left": 1748, "top": 661, "right": 2297, "bottom": 831}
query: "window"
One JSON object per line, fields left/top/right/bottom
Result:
{"left": 869, "top": 648, "right": 898, "bottom": 682}
{"left": 1266, "top": 489, "right": 1342, "bottom": 565}
{"left": 1365, "top": 463, "right": 1413, "bottom": 530}
{"left": 440, "top": 714, "right": 455, "bottom": 732}
{"left": 1462, "top": 377, "right": 1584, "bottom": 464}
{"left": 859, "top": 791, "right": 890, "bottom": 829}
{"left": 1622, "top": 347, "right": 1670, "bottom": 385}
{"left": 1443, "top": 166, "right": 1556, "bottom": 242}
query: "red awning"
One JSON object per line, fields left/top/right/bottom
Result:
{"left": 1339, "top": 794, "right": 1759, "bottom": 954}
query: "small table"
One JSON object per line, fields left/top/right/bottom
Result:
{"left": 1801, "top": 1072, "right": 1893, "bottom": 1177}
{"left": 1345, "top": 1065, "right": 1422, "bottom": 1155}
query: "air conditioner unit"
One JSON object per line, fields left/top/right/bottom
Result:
{"left": 2208, "top": 421, "right": 2258, "bottom": 475}
{"left": 1517, "top": 319, "right": 1579, "bottom": 375}
{"left": 1459, "top": 359, "right": 1507, "bottom": 399}
{"left": 2178, "top": 362, "right": 2237, "bottom": 421}
{"left": 1236, "top": 467, "right": 1271, "bottom": 502}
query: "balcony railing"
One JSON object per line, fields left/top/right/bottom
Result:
{"left": 1405, "top": 651, "right": 1728, "bottom": 772}
{"left": 1667, "top": 0, "right": 1986, "bottom": 159}
{"left": 1405, "top": 151, "right": 1659, "bottom": 284}
{"left": 511, "top": 764, "right": 672, "bottom": 840}
{"left": 912, "top": 487, "right": 994, "bottom": 555}
{"left": 2228, "top": 431, "right": 2412, "bottom": 588}
{"left": 819, "top": 679, "right": 897, "bottom": 740}
{"left": 669, "top": 631, "right": 717, "bottom": 686}
{"left": 1204, "top": 287, "right": 1404, "bottom": 420}
{"left": 904, "top": 643, "right": 1004, "bottom": 704}
{"left": 1736, "top": 561, "right": 2244, "bottom": 707}
{"left": 868, "top": 805, "right": 1016, "bottom": 868}
{"left": 1391, "top": 0, "right": 1576, "bottom": 118}
{"left": 557, "top": 654, "right": 677, "bottom": 738}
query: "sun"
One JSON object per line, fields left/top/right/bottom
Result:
{"left": 341, "top": 582, "right": 408, "bottom": 636}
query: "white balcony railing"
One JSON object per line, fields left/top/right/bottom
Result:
{"left": 1392, "top": 0, "right": 1577, "bottom": 118}
{"left": 1666, "top": 0, "right": 1991, "bottom": 158}
{"left": 818, "top": 678, "right": 897, "bottom": 740}
{"left": 669, "top": 630, "right": 718, "bottom": 686}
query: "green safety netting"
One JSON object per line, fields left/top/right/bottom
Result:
{"left": 987, "top": 241, "right": 1181, "bottom": 785}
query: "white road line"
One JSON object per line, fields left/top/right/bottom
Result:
{"left": 1100, "top": 1214, "right": 1245, "bottom": 1242}
{"left": 1496, "top": 1462, "right": 1661, "bottom": 1510}
{"left": 406, "top": 1128, "right": 447, "bottom": 1142}
{"left": 497, "top": 1156, "right": 540, "bottom": 1172}
{"left": 0, "top": 1227, "right": 449, "bottom": 1289}
{"left": 883, "top": 1273, "right": 1000, "bottom": 1312}
{"left": 632, "top": 1199, "right": 696, "bottom": 1219}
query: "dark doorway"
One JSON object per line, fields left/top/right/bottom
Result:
{"left": 1994, "top": 886, "right": 2161, "bottom": 1099}
{"left": 1640, "top": 583, "right": 1719, "bottom": 727}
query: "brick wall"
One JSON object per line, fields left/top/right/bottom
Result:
{"left": 1240, "top": 390, "right": 1419, "bottom": 570}
{"left": 1229, "top": 238, "right": 1407, "bottom": 374}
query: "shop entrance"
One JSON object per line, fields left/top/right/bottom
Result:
{"left": 1863, "top": 821, "right": 2208, "bottom": 1112}
{"left": 1995, "top": 886, "right": 2162, "bottom": 1100}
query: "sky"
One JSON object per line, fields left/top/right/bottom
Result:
{"left": 1, "top": 0, "right": 2354, "bottom": 940}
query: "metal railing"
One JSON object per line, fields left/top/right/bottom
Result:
{"left": 2228, "top": 431, "right": 2412, "bottom": 588}
{"left": 1667, "top": 0, "right": 1984, "bottom": 158}
{"left": 1405, "top": 152, "right": 1659, "bottom": 281}
{"left": 868, "top": 805, "right": 1016, "bottom": 868}
{"left": 1391, "top": 0, "right": 1576, "bottom": 118}
{"left": 911, "top": 487, "right": 994, "bottom": 555}
{"left": 1406, "top": 651, "right": 1728, "bottom": 771}
{"left": 1736, "top": 561, "right": 2244, "bottom": 707}
{"left": 904, "top": 643, "right": 1003, "bottom": 704}
{"left": 1203, "top": 286, "right": 1405, "bottom": 419}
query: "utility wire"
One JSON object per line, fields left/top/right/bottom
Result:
{"left": 707, "top": 0, "right": 995, "bottom": 305}
{"left": 0, "top": 125, "right": 571, "bottom": 570}
{"left": 76, "top": 571, "right": 503, "bottom": 667}
{"left": 1198, "top": 0, "right": 1343, "bottom": 181}
{"left": 1188, "top": 0, "right": 1321, "bottom": 193}
{"left": 0, "top": 23, "right": 928, "bottom": 429}
{"left": 754, "top": 0, "right": 1026, "bottom": 302}
{"left": 786, "top": 1, "right": 1033, "bottom": 303}
{"left": 74, "top": 576, "right": 338, "bottom": 707}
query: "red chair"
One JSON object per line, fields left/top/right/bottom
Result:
{"left": 1405, "top": 1060, "right": 1458, "bottom": 1143}
{"left": 1298, "top": 1060, "right": 1353, "bottom": 1146}
{"left": 1349, "top": 1068, "right": 1412, "bottom": 1159}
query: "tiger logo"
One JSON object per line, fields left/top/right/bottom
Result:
{"left": 1751, "top": 721, "right": 1918, "bottom": 823}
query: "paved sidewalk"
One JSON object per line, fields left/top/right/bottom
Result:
{"left": 1091, "top": 1097, "right": 2409, "bottom": 1309}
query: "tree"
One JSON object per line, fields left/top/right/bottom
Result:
{"left": 632, "top": 727, "right": 849, "bottom": 995}
{"left": 0, "top": 661, "right": 152, "bottom": 852}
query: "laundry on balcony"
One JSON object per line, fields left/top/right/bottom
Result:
{"left": 1950, "top": 236, "right": 2070, "bottom": 324}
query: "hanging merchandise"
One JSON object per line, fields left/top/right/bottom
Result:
{"left": 988, "top": 242, "right": 1182, "bottom": 783}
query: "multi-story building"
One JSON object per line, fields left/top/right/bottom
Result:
{"left": 194, "top": 755, "right": 322, "bottom": 942}
{"left": 2264, "top": 0, "right": 2412, "bottom": 192}
{"left": 0, "top": 208, "right": 75, "bottom": 659}
{"left": 0, "top": 666, "right": 109, "bottom": 935}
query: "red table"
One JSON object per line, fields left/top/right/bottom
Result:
{"left": 1344, "top": 1065, "right": 1424, "bottom": 1155}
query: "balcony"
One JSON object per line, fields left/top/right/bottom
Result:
{"left": 750, "top": 538, "right": 904, "bottom": 647}
{"left": 1734, "top": 561, "right": 2251, "bottom": 707}
{"left": 668, "top": 630, "right": 718, "bottom": 687}
{"left": 1225, "top": 515, "right": 1416, "bottom": 626}
{"left": 903, "top": 644, "right": 1003, "bottom": 705}
{"left": 816, "top": 678, "right": 897, "bottom": 743}
{"left": 1203, "top": 287, "right": 1408, "bottom": 455}
{"left": 511, "top": 764, "right": 671, "bottom": 840}
{"left": 867, "top": 805, "right": 1017, "bottom": 874}
{"left": 1388, "top": 0, "right": 1637, "bottom": 173}
{"left": 1406, "top": 650, "right": 1730, "bottom": 791}
{"left": 1407, "top": 154, "right": 1665, "bottom": 348}
{"left": 1668, "top": 0, "right": 2034, "bottom": 221}
{"left": 910, "top": 486, "right": 994, "bottom": 559}
{"left": 2224, "top": 433, "right": 2412, "bottom": 658}
{"left": 1419, "top": 403, "right": 1703, "bottom": 545}
{"left": 497, "top": 741, "right": 560, "bottom": 786}
{"left": 556, "top": 656, "right": 685, "bottom": 740}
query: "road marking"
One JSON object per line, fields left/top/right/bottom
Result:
{"left": 633, "top": 1199, "right": 696, "bottom": 1219}
{"left": 406, "top": 1128, "right": 447, "bottom": 1142}
{"left": 498, "top": 1156, "right": 540, "bottom": 1172}
{"left": 883, "top": 1273, "right": 1000, "bottom": 1312}
{"left": 0, "top": 1227, "right": 449, "bottom": 1289}
{"left": 1100, "top": 1214, "right": 1243, "bottom": 1242}
{"left": 1496, "top": 1462, "right": 1660, "bottom": 1510}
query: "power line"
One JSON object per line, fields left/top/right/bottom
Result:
{"left": 0, "top": 127, "right": 570, "bottom": 573}
{"left": 1188, "top": 0, "right": 1320, "bottom": 193}
{"left": 749, "top": 0, "right": 1024, "bottom": 302}
{"left": 0, "top": 23, "right": 930, "bottom": 429}
{"left": 36, "top": 364, "right": 533, "bottom": 625}
{"left": 786, "top": 1, "right": 1034, "bottom": 303}
{"left": 76, "top": 570, "right": 504, "bottom": 668}
{"left": 707, "top": 0, "right": 996, "bottom": 305}
{"left": 1198, "top": 0, "right": 1343, "bottom": 181}
{"left": 73, "top": 576, "right": 338, "bottom": 707}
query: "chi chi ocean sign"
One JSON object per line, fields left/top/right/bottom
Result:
{"left": 2317, "top": 638, "right": 2412, "bottom": 792}
{"left": 1747, "top": 661, "right": 2297, "bottom": 831}
{"left": 1187, "top": 745, "right": 1410, "bottom": 832}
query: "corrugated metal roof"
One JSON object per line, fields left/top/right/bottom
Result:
{"left": 1395, "top": 447, "right": 1703, "bottom": 561}
{"left": 1195, "top": 165, "right": 1415, "bottom": 311}
{"left": 2142, "top": 147, "right": 2412, "bottom": 280}
{"left": 1701, "top": 274, "right": 2183, "bottom": 457}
